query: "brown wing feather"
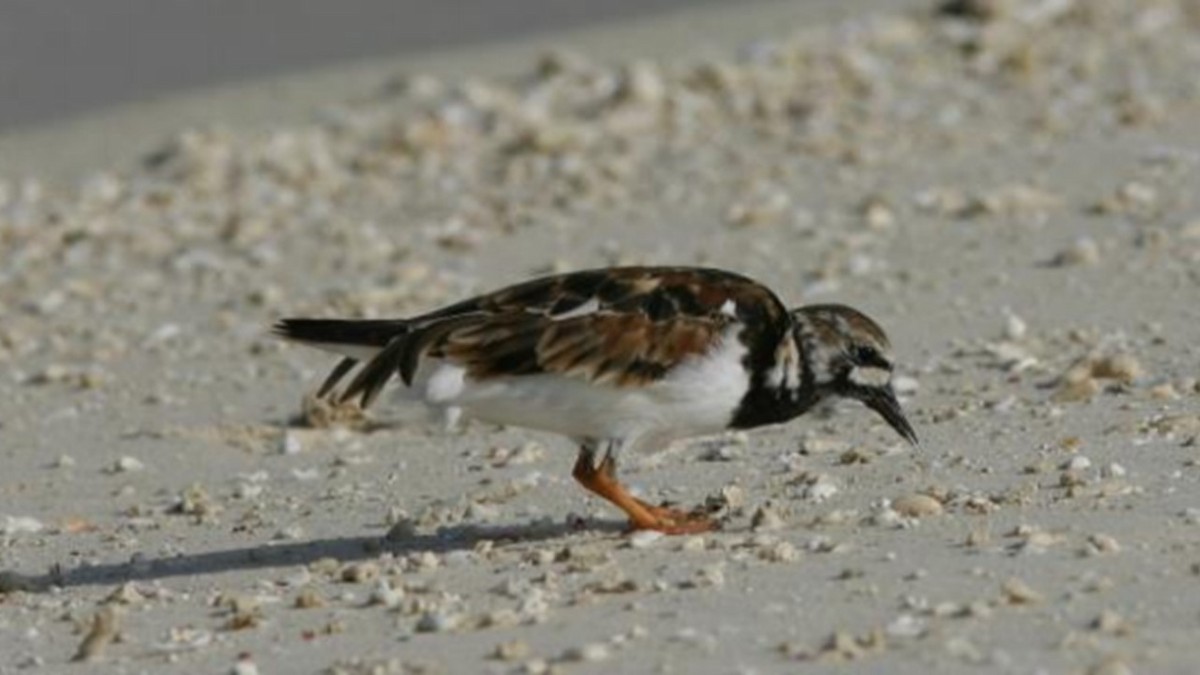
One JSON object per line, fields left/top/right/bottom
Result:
{"left": 330, "top": 266, "right": 792, "bottom": 406}
{"left": 338, "top": 337, "right": 409, "bottom": 408}
{"left": 413, "top": 266, "right": 783, "bottom": 324}
{"left": 433, "top": 311, "right": 730, "bottom": 387}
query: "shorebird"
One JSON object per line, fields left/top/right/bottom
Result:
{"left": 274, "top": 266, "right": 918, "bottom": 533}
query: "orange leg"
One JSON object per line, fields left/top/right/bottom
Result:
{"left": 572, "top": 448, "right": 716, "bottom": 535}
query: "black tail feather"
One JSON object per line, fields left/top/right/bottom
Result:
{"left": 316, "top": 357, "right": 358, "bottom": 398}
{"left": 338, "top": 338, "right": 410, "bottom": 409}
{"left": 273, "top": 318, "right": 409, "bottom": 348}
{"left": 275, "top": 318, "right": 414, "bottom": 406}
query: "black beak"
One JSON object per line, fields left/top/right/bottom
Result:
{"left": 862, "top": 386, "right": 919, "bottom": 447}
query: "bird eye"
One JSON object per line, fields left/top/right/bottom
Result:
{"left": 852, "top": 345, "right": 888, "bottom": 369}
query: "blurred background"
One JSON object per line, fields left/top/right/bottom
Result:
{"left": 0, "top": 0, "right": 726, "bottom": 132}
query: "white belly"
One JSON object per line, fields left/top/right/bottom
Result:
{"left": 416, "top": 327, "right": 750, "bottom": 450}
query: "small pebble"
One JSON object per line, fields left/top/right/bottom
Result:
{"left": 1092, "top": 609, "right": 1131, "bottom": 635}
{"left": 342, "top": 562, "right": 380, "bottom": 583}
{"left": 368, "top": 579, "right": 404, "bottom": 608}
{"left": 1052, "top": 237, "right": 1101, "bottom": 266}
{"left": 1087, "top": 533, "right": 1121, "bottom": 555}
{"left": 562, "top": 643, "right": 610, "bottom": 662}
{"left": 294, "top": 587, "right": 325, "bottom": 609}
{"left": 1064, "top": 456, "right": 1092, "bottom": 472}
{"left": 1, "top": 515, "right": 45, "bottom": 535}
{"left": 800, "top": 438, "right": 848, "bottom": 455}
{"left": 719, "top": 484, "right": 746, "bottom": 510}
{"left": 105, "top": 583, "right": 146, "bottom": 605}
{"left": 751, "top": 504, "right": 787, "bottom": 531}
{"left": 628, "top": 530, "right": 665, "bottom": 549}
{"left": 861, "top": 197, "right": 895, "bottom": 230}
{"left": 804, "top": 481, "right": 839, "bottom": 503}
{"left": 1001, "top": 578, "right": 1043, "bottom": 605}
{"left": 1092, "top": 354, "right": 1143, "bottom": 383}
{"left": 892, "top": 375, "right": 920, "bottom": 396}
{"left": 758, "top": 541, "right": 800, "bottom": 563}
{"left": 886, "top": 614, "right": 927, "bottom": 639}
{"left": 415, "top": 611, "right": 460, "bottom": 633}
{"left": 1003, "top": 311, "right": 1027, "bottom": 340}
{"left": 891, "top": 494, "right": 943, "bottom": 518}
{"left": 280, "top": 431, "right": 303, "bottom": 455}
{"left": 113, "top": 456, "right": 145, "bottom": 473}
{"left": 492, "top": 640, "right": 531, "bottom": 662}
{"left": 518, "top": 658, "right": 550, "bottom": 675}
{"left": 231, "top": 655, "right": 260, "bottom": 675}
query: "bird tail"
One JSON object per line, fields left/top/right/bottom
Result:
{"left": 273, "top": 318, "right": 413, "bottom": 402}
{"left": 273, "top": 318, "right": 409, "bottom": 354}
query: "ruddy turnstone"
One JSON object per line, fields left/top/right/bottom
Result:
{"left": 274, "top": 266, "right": 917, "bottom": 534}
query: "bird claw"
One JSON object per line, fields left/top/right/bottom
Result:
{"left": 630, "top": 502, "right": 720, "bottom": 534}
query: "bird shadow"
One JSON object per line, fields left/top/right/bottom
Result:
{"left": 2, "top": 519, "right": 627, "bottom": 593}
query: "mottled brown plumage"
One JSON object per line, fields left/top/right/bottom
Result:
{"left": 278, "top": 266, "right": 789, "bottom": 408}
{"left": 274, "top": 265, "right": 917, "bottom": 534}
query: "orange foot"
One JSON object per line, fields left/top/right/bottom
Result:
{"left": 572, "top": 450, "right": 719, "bottom": 535}
{"left": 629, "top": 497, "right": 718, "bottom": 534}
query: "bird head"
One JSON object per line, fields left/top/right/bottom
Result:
{"left": 792, "top": 304, "right": 919, "bottom": 446}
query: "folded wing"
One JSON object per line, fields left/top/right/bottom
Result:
{"left": 326, "top": 266, "right": 789, "bottom": 408}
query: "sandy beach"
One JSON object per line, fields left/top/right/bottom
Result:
{"left": 3, "top": 0, "right": 1200, "bottom": 672}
